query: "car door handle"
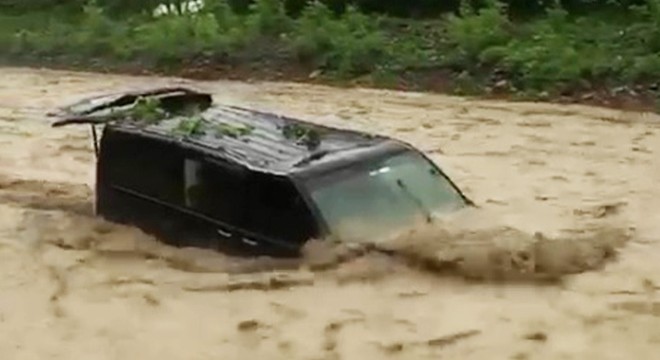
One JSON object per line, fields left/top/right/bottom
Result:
{"left": 217, "top": 228, "right": 231, "bottom": 237}
{"left": 241, "top": 237, "right": 259, "bottom": 246}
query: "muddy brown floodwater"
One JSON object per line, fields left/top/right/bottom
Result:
{"left": 1, "top": 66, "right": 660, "bottom": 360}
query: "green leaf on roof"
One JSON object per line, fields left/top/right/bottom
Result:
{"left": 130, "top": 96, "right": 167, "bottom": 124}
{"left": 175, "top": 115, "right": 205, "bottom": 136}
{"left": 216, "top": 123, "right": 255, "bottom": 138}
{"left": 282, "top": 123, "right": 321, "bottom": 149}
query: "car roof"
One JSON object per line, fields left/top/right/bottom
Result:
{"left": 50, "top": 87, "right": 399, "bottom": 175}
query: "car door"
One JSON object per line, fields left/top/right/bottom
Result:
{"left": 237, "top": 172, "right": 318, "bottom": 258}
{"left": 179, "top": 155, "right": 253, "bottom": 254}
{"left": 96, "top": 129, "right": 191, "bottom": 246}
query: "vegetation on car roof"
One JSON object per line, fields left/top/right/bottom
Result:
{"left": 282, "top": 123, "right": 322, "bottom": 150}
{"left": 171, "top": 114, "right": 256, "bottom": 139}
{"left": 123, "top": 92, "right": 313, "bottom": 144}
{"left": 128, "top": 96, "right": 168, "bottom": 124}
{"left": 216, "top": 123, "right": 255, "bottom": 138}
{"left": 114, "top": 93, "right": 259, "bottom": 142}
{"left": 173, "top": 115, "right": 205, "bottom": 136}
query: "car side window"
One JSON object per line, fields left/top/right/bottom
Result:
{"left": 183, "top": 157, "right": 248, "bottom": 228}
{"left": 102, "top": 131, "right": 184, "bottom": 206}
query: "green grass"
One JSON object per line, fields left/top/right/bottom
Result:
{"left": 2, "top": 0, "right": 660, "bottom": 103}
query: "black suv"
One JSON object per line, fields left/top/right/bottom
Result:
{"left": 51, "top": 87, "right": 472, "bottom": 257}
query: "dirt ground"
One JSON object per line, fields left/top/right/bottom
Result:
{"left": 0, "top": 66, "right": 659, "bottom": 360}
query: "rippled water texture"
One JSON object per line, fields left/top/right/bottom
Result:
{"left": 1, "top": 67, "right": 659, "bottom": 359}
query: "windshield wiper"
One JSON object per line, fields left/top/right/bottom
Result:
{"left": 396, "top": 179, "right": 432, "bottom": 223}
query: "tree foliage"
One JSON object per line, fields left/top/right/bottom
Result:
{"left": 2, "top": 0, "right": 660, "bottom": 100}
{"left": 0, "top": 0, "right": 650, "bottom": 17}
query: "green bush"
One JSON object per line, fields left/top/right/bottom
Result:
{"left": 1, "top": 0, "right": 652, "bottom": 18}
{"left": 244, "top": 0, "right": 293, "bottom": 36}
{"left": 445, "top": 2, "right": 512, "bottom": 66}
{"left": 292, "top": 1, "right": 387, "bottom": 76}
{"left": 132, "top": 15, "right": 218, "bottom": 62}
{"left": 497, "top": 3, "right": 660, "bottom": 88}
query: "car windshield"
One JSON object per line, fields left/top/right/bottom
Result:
{"left": 306, "top": 150, "right": 466, "bottom": 243}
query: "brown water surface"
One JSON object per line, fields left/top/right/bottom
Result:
{"left": 0, "top": 67, "right": 658, "bottom": 360}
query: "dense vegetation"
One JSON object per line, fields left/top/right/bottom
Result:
{"left": 1, "top": 0, "right": 659, "bottom": 107}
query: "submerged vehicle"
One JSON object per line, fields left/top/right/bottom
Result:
{"left": 50, "top": 87, "right": 473, "bottom": 257}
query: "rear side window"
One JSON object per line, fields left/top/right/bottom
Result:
{"left": 101, "top": 130, "right": 184, "bottom": 205}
